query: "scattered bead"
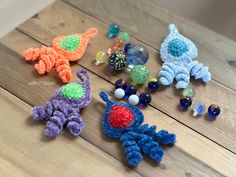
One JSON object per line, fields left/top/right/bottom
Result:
{"left": 107, "top": 24, "right": 120, "bottom": 38}
{"left": 183, "top": 86, "right": 195, "bottom": 98}
{"left": 208, "top": 104, "right": 221, "bottom": 118}
{"left": 139, "top": 92, "right": 152, "bottom": 107}
{"left": 149, "top": 77, "right": 158, "bottom": 83}
{"left": 128, "top": 95, "right": 139, "bottom": 106}
{"left": 107, "top": 39, "right": 125, "bottom": 55}
{"left": 118, "top": 32, "right": 130, "bottom": 43}
{"left": 95, "top": 51, "right": 107, "bottom": 65}
{"left": 130, "top": 65, "right": 149, "bottom": 84}
{"left": 192, "top": 102, "right": 205, "bottom": 117}
{"left": 115, "top": 79, "right": 128, "bottom": 90}
{"left": 114, "top": 88, "right": 125, "bottom": 99}
{"left": 179, "top": 97, "right": 192, "bottom": 110}
{"left": 148, "top": 79, "right": 161, "bottom": 92}
{"left": 125, "top": 86, "right": 137, "bottom": 98}
{"left": 126, "top": 45, "right": 149, "bottom": 66}
{"left": 108, "top": 50, "right": 127, "bottom": 71}
{"left": 124, "top": 43, "right": 133, "bottom": 53}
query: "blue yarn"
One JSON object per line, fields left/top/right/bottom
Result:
{"left": 167, "top": 38, "right": 189, "bottom": 57}
{"left": 99, "top": 91, "right": 176, "bottom": 166}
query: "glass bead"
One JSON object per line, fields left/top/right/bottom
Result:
{"left": 95, "top": 51, "right": 107, "bottom": 65}
{"left": 108, "top": 50, "right": 127, "bottom": 71}
{"left": 139, "top": 92, "right": 151, "bottom": 107}
{"left": 130, "top": 65, "right": 149, "bottom": 84}
{"left": 179, "top": 97, "right": 192, "bottom": 110}
{"left": 208, "top": 104, "right": 221, "bottom": 118}
{"left": 148, "top": 80, "right": 161, "bottom": 92}
{"left": 118, "top": 32, "right": 130, "bottom": 43}
{"left": 128, "top": 95, "right": 139, "bottom": 106}
{"left": 107, "top": 39, "right": 124, "bottom": 55}
{"left": 192, "top": 102, "right": 205, "bottom": 117}
{"left": 149, "top": 77, "right": 158, "bottom": 83}
{"left": 114, "top": 88, "right": 125, "bottom": 99}
{"left": 124, "top": 86, "right": 137, "bottom": 98}
{"left": 126, "top": 45, "right": 149, "bottom": 66}
{"left": 107, "top": 24, "right": 120, "bottom": 38}
{"left": 115, "top": 79, "right": 128, "bottom": 90}
{"left": 124, "top": 43, "right": 133, "bottom": 53}
{"left": 183, "top": 87, "right": 195, "bottom": 98}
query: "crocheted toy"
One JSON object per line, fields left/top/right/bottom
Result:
{"left": 22, "top": 28, "right": 97, "bottom": 83}
{"left": 99, "top": 91, "right": 176, "bottom": 166}
{"left": 159, "top": 24, "right": 211, "bottom": 89}
{"left": 32, "top": 68, "right": 92, "bottom": 137}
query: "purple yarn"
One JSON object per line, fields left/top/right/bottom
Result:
{"left": 32, "top": 68, "right": 92, "bottom": 138}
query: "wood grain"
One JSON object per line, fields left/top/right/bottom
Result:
{"left": 16, "top": 0, "right": 236, "bottom": 153}
{"left": 1, "top": 30, "right": 236, "bottom": 177}
{"left": 65, "top": 0, "right": 236, "bottom": 90}
{"left": 0, "top": 87, "right": 141, "bottom": 177}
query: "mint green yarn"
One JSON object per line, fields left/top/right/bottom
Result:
{"left": 61, "top": 83, "right": 84, "bottom": 99}
{"left": 60, "top": 35, "right": 80, "bottom": 52}
{"left": 130, "top": 65, "right": 149, "bottom": 84}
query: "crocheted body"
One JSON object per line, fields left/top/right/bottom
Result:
{"left": 158, "top": 24, "right": 211, "bottom": 89}
{"left": 32, "top": 69, "right": 92, "bottom": 137}
{"left": 99, "top": 91, "right": 176, "bottom": 166}
{"left": 22, "top": 28, "right": 97, "bottom": 83}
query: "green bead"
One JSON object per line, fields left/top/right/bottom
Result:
{"left": 183, "top": 86, "right": 195, "bottom": 98}
{"left": 60, "top": 35, "right": 80, "bottom": 52}
{"left": 130, "top": 65, "right": 149, "bottom": 84}
{"left": 118, "top": 32, "right": 130, "bottom": 43}
{"left": 61, "top": 83, "right": 84, "bottom": 99}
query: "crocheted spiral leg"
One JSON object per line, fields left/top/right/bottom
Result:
{"left": 120, "top": 132, "right": 143, "bottom": 166}
{"left": 154, "top": 130, "right": 176, "bottom": 145}
{"left": 45, "top": 110, "right": 67, "bottom": 137}
{"left": 55, "top": 57, "right": 72, "bottom": 83}
{"left": 188, "top": 61, "right": 211, "bottom": 83}
{"left": 32, "top": 101, "right": 54, "bottom": 121}
{"left": 159, "top": 62, "right": 175, "bottom": 86}
{"left": 67, "top": 111, "right": 85, "bottom": 136}
{"left": 22, "top": 47, "right": 41, "bottom": 61}
{"left": 175, "top": 67, "right": 190, "bottom": 89}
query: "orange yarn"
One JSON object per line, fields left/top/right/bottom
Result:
{"left": 21, "top": 28, "right": 97, "bottom": 83}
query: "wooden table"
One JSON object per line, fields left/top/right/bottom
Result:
{"left": 0, "top": 1, "right": 235, "bottom": 176}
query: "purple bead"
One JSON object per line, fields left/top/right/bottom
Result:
{"left": 179, "top": 97, "right": 192, "bottom": 110}
{"left": 139, "top": 92, "right": 151, "bottom": 107}
{"left": 115, "top": 79, "right": 128, "bottom": 90}
{"left": 148, "top": 81, "right": 161, "bottom": 92}
{"left": 124, "top": 43, "right": 133, "bottom": 53}
{"left": 124, "top": 86, "right": 137, "bottom": 98}
{"left": 208, "top": 104, "right": 221, "bottom": 118}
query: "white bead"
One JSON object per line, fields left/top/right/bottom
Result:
{"left": 114, "top": 88, "right": 125, "bottom": 99}
{"left": 128, "top": 94, "right": 139, "bottom": 106}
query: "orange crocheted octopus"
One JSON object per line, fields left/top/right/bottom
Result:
{"left": 22, "top": 28, "right": 97, "bottom": 83}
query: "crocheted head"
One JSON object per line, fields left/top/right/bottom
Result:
{"left": 99, "top": 91, "right": 176, "bottom": 166}
{"left": 158, "top": 24, "right": 211, "bottom": 89}
{"left": 32, "top": 68, "right": 92, "bottom": 137}
{"left": 22, "top": 28, "right": 97, "bottom": 83}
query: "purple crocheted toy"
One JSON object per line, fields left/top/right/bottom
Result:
{"left": 32, "top": 68, "right": 92, "bottom": 137}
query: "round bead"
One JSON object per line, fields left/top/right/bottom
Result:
{"left": 148, "top": 80, "right": 161, "bottom": 92}
{"left": 114, "top": 88, "right": 125, "bottom": 99}
{"left": 139, "top": 92, "right": 151, "bottom": 107}
{"left": 128, "top": 95, "right": 139, "bottom": 106}
{"left": 118, "top": 32, "right": 130, "bottom": 43}
{"left": 208, "top": 104, "right": 221, "bottom": 118}
{"left": 183, "top": 87, "right": 195, "bottom": 98}
{"left": 107, "top": 24, "right": 120, "bottom": 38}
{"left": 126, "top": 45, "right": 149, "bottom": 66}
{"left": 115, "top": 79, "right": 128, "bottom": 90}
{"left": 95, "top": 51, "right": 107, "bottom": 65}
{"left": 107, "top": 39, "right": 125, "bottom": 55}
{"left": 192, "top": 102, "right": 205, "bottom": 117}
{"left": 124, "top": 43, "right": 133, "bottom": 53}
{"left": 149, "top": 77, "right": 158, "bottom": 83}
{"left": 108, "top": 50, "right": 127, "bottom": 71}
{"left": 130, "top": 65, "right": 149, "bottom": 84}
{"left": 179, "top": 97, "right": 192, "bottom": 110}
{"left": 124, "top": 86, "right": 137, "bottom": 98}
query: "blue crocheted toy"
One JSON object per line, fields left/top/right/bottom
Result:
{"left": 159, "top": 24, "right": 211, "bottom": 89}
{"left": 99, "top": 91, "right": 176, "bottom": 166}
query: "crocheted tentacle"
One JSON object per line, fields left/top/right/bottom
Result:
{"left": 83, "top": 27, "right": 98, "bottom": 39}
{"left": 22, "top": 47, "right": 41, "bottom": 61}
{"left": 32, "top": 101, "right": 55, "bottom": 121}
{"left": 169, "top": 24, "right": 179, "bottom": 34}
{"left": 175, "top": 66, "right": 190, "bottom": 89}
{"left": 99, "top": 91, "right": 113, "bottom": 106}
{"left": 67, "top": 111, "right": 85, "bottom": 136}
{"left": 188, "top": 61, "right": 211, "bottom": 83}
{"left": 55, "top": 56, "right": 72, "bottom": 83}
{"left": 120, "top": 132, "right": 143, "bottom": 166}
{"left": 154, "top": 129, "right": 176, "bottom": 145}
{"left": 159, "top": 62, "right": 175, "bottom": 86}
{"left": 76, "top": 68, "right": 90, "bottom": 85}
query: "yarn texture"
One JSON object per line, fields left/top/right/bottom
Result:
{"left": 32, "top": 69, "right": 92, "bottom": 137}
{"left": 99, "top": 91, "right": 176, "bottom": 166}
{"left": 22, "top": 28, "right": 97, "bottom": 83}
{"left": 158, "top": 24, "right": 211, "bottom": 89}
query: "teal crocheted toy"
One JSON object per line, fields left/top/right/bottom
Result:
{"left": 158, "top": 24, "right": 211, "bottom": 89}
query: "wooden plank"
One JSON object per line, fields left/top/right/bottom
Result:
{"left": 0, "top": 87, "right": 141, "bottom": 177}
{"left": 15, "top": 1, "right": 236, "bottom": 153}
{"left": 1, "top": 30, "right": 236, "bottom": 177}
{"left": 65, "top": 0, "right": 236, "bottom": 90}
